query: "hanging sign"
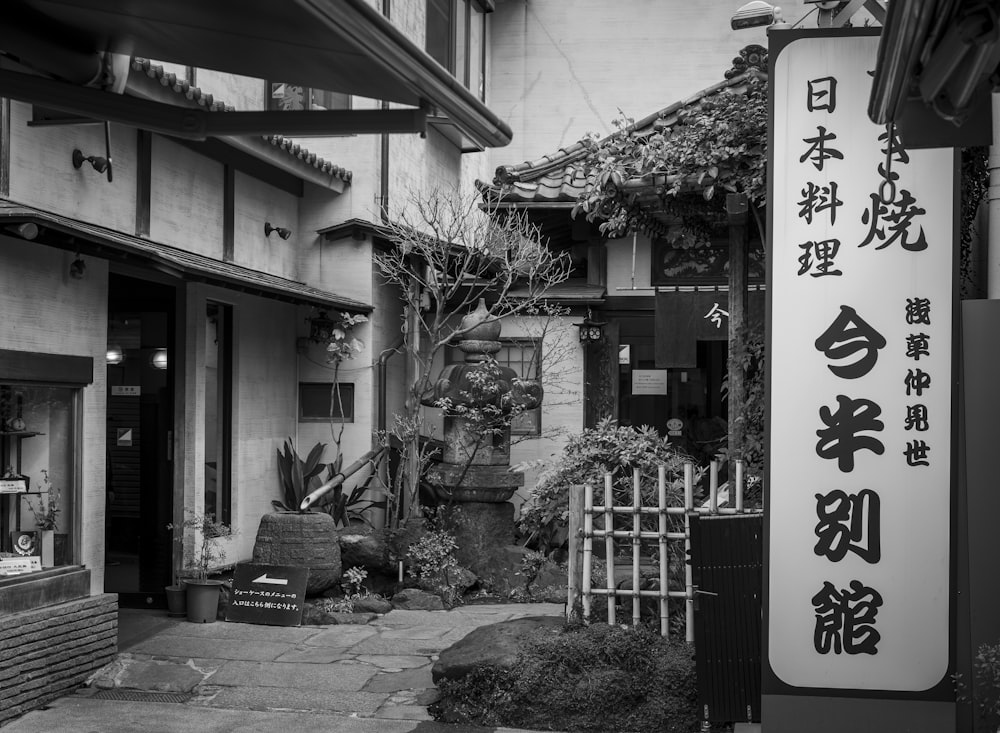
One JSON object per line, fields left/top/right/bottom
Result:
{"left": 767, "top": 30, "right": 955, "bottom": 696}
{"left": 227, "top": 563, "right": 308, "bottom": 627}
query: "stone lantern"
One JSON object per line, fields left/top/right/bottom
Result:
{"left": 421, "top": 299, "right": 542, "bottom": 575}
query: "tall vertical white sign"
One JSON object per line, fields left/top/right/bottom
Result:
{"left": 768, "top": 34, "right": 954, "bottom": 691}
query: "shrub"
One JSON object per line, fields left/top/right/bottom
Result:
{"left": 432, "top": 623, "right": 698, "bottom": 732}
{"left": 518, "top": 418, "right": 697, "bottom": 551}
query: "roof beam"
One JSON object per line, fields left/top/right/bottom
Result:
{"left": 0, "top": 69, "right": 428, "bottom": 140}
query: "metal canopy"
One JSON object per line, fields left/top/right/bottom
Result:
{"left": 0, "top": 0, "right": 512, "bottom": 148}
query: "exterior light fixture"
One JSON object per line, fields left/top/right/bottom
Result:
{"left": 106, "top": 345, "right": 125, "bottom": 365}
{"left": 265, "top": 222, "right": 292, "bottom": 240}
{"left": 575, "top": 308, "right": 607, "bottom": 344}
{"left": 150, "top": 348, "right": 168, "bottom": 370}
{"left": 730, "top": 1, "right": 784, "bottom": 29}
{"left": 69, "top": 255, "right": 86, "bottom": 279}
{"left": 5, "top": 223, "right": 39, "bottom": 240}
{"left": 308, "top": 310, "right": 336, "bottom": 343}
{"left": 71, "top": 122, "right": 114, "bottom": 182}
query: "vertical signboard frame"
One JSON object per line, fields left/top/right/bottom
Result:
{"left": 763, "top": 27, "right": 959, "bottom": 733}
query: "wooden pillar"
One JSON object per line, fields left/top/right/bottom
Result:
{"left": 726, "top": 193, "right": 749, "bottom": 471}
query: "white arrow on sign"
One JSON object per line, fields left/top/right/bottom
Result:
{"left": 252, "top": 573, "right": 288, "bottom": 586}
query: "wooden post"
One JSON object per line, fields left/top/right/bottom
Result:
{"left": 632, "top": 468, "right": 641, "bottom": 628}
{"left": 658, "top": 465, "right": 669, "bottom": 638}
{"left": 604, "top": 473, "right": 616, "bottom": 624}
{"left": 567, "top": 484, "right": 585, "bottom": 620}
{"left": 684, "top": 462, "right": 695, "bottom": 644}
{"left": 726, "top": 193, "right": 749, "bottom": 478}
{"left": 582, "top": 483, "right": 594, "bottom": 622}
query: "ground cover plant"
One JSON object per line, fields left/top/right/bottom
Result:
{"left": 432, "top": 622, "right": 698, "bottom": 733}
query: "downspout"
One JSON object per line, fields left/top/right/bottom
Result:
{"left": 380, "top": 0, "right": 391, "bottom": 226}
{"left": 988, "top": 93, "right": 1000, "bottom": 298}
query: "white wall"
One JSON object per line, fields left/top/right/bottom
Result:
{"left": 0, "top": 238, "right": 108, "bottom": 594}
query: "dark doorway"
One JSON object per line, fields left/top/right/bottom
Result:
{"left": 105, "top": 273, "right": 175, "bottom": 607}
{"left": 617, "top": 315, "right": 728, "bottom": 464}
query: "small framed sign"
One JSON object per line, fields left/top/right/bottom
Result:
{"left": 0, "top": 556, "right": 42, "bottom": 575}
{"left": 0, "top": 476, "right": 28, "bottom": 494}
{"left": 227, "top": 563, "right": 308, "bottom": 627}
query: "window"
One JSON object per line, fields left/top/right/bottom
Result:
{"left": 267, "top": 83, "right": 350, "bottom": 112}
{"left": 496, "top": 339, "right": 541, "bottom": 436}
{"left": 299, "top": 383, "right": 355, "bottom": 423}
{"left": 425, "top": 0, "right": 488, "bottom": 102}
{"left": 204, "top": 302, "right": 232, "bottom": 524}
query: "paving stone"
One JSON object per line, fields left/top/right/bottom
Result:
{"left": 208, "top": 660, "right": 377, "bottom": 691}
{"left": 350, "top": 636, "right": 454, "bottom": 656}
{"left": 301, "top": 626, "right": 378, "bottom": 647}
{"left": 377, "top": 627, "right": 452, "bottom": 640}
{"left": 206, "top": 684, "right": 388, "bottom": 715}
{"left": 374, "top": 704, "right": 433, "bottom": 721}
{"left": 363, "top": 665, "right": 435, "bottom": 693}
{"left": 160, "top": 622, "right": 316, "bottom": 643}
{"left": 128, "top": 637, "right": 290, "bottom": 661}
{"left": 355, "top": 655, "right": 430, "bottom": 671}
{"left": 273, "top": 647, "right": 350, "bottom": 664}
{"left": 117, "top": 660, "right": 205, "bottom": 693}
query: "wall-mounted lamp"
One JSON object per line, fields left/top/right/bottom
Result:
{"left": 308, "top": 310, "right": 336, "bottom": 343}
{"left": 730, "top": 0, "right": 784, "bottom": 29}
{"left": 575, "top": 308, "right": 607, "bottom": 344}
{"left": 265, "top": 222, "right": 292, "bottom": 240}
{"left": 106, "top": 345, "right": 125, "bottom": 365}
{"left": 71, "top": 121, "right": 114, "bottom": 182}
{"left": 5, "top": 223, "right": 39, "bottom": 240}
{"left": 150, "top": 348, "right": 168, "bottom": 370}
{"left": 69, "top": 254, "right": 86, "bottom": 279}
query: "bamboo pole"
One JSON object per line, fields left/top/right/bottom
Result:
{"left": 582, "top": 482, "right": 593, "bottom": 622}
{"left": 658, "top": 465, "right": 669, "bottom": 638}
{"left": 567, "top": 484, "right": 585, "bottom": 621}
{"left": 684, "top": 462, "right": 695, "bottom": 644}
{"left": 604, "top": 473, "right": 616, "bottom": 624}
{"left": 709, "top": 460, "right": 719, "bottom": 514}
{"left": 735, "top": 459, "right": 744, "bottom": 513}
{"left": 632, "top": 468, "right": 641, "bottom": 628}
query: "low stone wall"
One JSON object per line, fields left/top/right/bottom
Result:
{"left": 0, "top": 593, "right": 118, "bottom": 725}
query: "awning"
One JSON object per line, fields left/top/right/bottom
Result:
{"left": 869, "top": 0, "right": 997, "bottom": 147}
{"left": 0, "top": 0, "right": 512, "bottom": 149}
{"left": 0, "top": 199, "right": 371, "bottom": 312}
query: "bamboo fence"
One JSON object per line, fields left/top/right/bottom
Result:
{"left": 567, "top": 459, "right": 762, "bottom": 640}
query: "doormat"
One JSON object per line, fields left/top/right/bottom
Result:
{"left": 90, "top": 690, "right": 191, "bottom": 704}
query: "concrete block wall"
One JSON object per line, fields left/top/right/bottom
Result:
{"left": 0, "top": 594, "right": 118, "bottom": 725}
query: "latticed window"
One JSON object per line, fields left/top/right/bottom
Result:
{"left": 496, "top": 338, "right": 541, "bottom": 436}
{"left": 267, "top": 83, "right": 350, "bottom": 112}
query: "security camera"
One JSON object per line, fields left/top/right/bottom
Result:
{"left": 731, "top": 1, "right": 782, "bottom": 29}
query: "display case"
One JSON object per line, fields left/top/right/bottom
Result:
{"left": 0, "top": 384, "right": 75, "bottom": 576}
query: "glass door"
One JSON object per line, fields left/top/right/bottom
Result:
{"left": 105, "top": 273, "right": 175, "bottom": 606}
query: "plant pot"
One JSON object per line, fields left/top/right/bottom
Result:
{"left": 185, "top": 579, "right": 222, "bottom": 623}
{"left": 54, "top": 533, "right": 68, "bottom": 566}
{"left": 165, "top": 584, "right": 187, "bottom": 617}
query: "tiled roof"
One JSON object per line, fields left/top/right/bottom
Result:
{"left": 131, "top": 58, "right": 353, "bottom": 184}
{"left": 481, "top": 48, "right": 767, "bottom": 207}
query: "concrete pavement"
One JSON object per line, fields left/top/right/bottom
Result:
{"left": 2, "top": 603, "right": 565, "bottom": 733}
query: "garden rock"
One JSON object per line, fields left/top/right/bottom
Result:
{"left": 339, "top": 524, "right": 392, "bottom": 573}
{"left": 432, "top": 615, "right": 565, "bottom": 683}
{"left": 352, "top": 596, "right": 392, "bottom": 614}
{"left": 391, "top": 588, "right": 444, "bottom": 611}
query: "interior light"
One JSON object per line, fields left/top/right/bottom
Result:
{"left": 106, "top": 345, "right": 125, "bottom": 365}
{"left": 151, "top": 348, "right": 168, "bottom": 370}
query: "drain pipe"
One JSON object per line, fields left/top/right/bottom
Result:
{"left": 380, "top": 0, "right": 391, "bottom": 225}
{"left": 378, "top": 336, "right": 405, "bottom": 434}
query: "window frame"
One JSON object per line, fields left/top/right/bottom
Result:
{"left": 298, "top": 382, "right": 355, "bottom": 423}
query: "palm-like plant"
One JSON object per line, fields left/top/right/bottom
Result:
{"left": 273, "top": 438, "right": 327, "bottom": 513}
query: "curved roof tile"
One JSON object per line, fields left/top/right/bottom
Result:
{"left": 132, "top": 58, "right": 353, "bottom": 183}
{"left": 482, "top": 46, "right": 767, "bottom": 206}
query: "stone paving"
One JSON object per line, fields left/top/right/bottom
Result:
{"left": 1, "top": 603, "right": 565, "bottom": 733}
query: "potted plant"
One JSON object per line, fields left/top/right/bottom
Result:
{"left": 25, "top": 469, "right": 60, "bottom": 568}
{"left": 168, "top": 512, "right": 235, "bottom": 623}
{"left": 250, "top": 438, "right": 342, "bottom": 596}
